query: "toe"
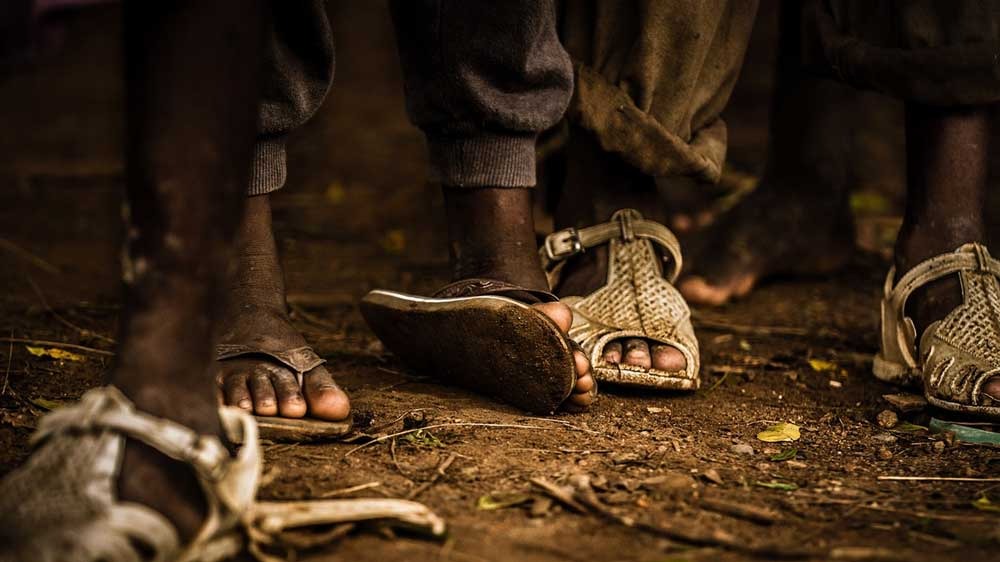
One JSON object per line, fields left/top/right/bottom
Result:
{"left": 678, "top": 276, "right": 731, "bottom": 306}
{"left": 982, "top": 376, "right": 1000, "bottom": 403}
{"left": 623, "top": 338, "right": 652, "bottom": 369}
{"left": 270, "top": 368, "right": 307, "bottom": 418}
{"left": 221, "top": 371, "right": 253, "bottom": 411}
{"left": 650, "top": 343, "right": 686, "bottom": 372}
{"left": 574, "top": 371, "right": 595, "bottom": 394}
{"left": 533, "top": 301, "right": 573, "bottom": 333}
{"left": 248, "top": 371, "right": 278, "bottom": 416}
{"left": 303, "top": 367, "right": 351, "bottom": 421}
{"left": 567, "top": 389, "right": 595, "bottom": 407}
{"left": 602, "top": 341, "right": 622, "bottom": 364}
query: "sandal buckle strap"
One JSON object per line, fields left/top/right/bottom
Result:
{"left": 544, "top": 227, "right": 584, "bottom": 261}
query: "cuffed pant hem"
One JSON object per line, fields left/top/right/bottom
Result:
{"left": 427, "top": 133, "right": 537, "bottom": 188}
{"left": 248, "top": 138, "right": 287, "bottom": 196}
{"left": 568, "top": 62, "right": 727, "bottom": 184}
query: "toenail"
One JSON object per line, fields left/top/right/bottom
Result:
{"left": 238, "top": 399, "right": 252, "bottom": 409}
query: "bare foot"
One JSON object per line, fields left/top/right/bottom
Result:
{"left": 216, "top": 196, "right": 350, "bottom": 421}
{"left": 534, "top": 301, "right": 596, "bottom": 408}
{"left": 679, "top": 181, "right": 855, "bottom": 306}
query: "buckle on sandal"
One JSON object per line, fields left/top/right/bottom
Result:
{"left": 544, "top": 227, "right": 584, "bottom": 261}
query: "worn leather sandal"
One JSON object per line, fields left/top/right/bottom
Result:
{"left": 0, "top": 386, "right": 445, "bottom": 562}
{"left": 216, "top": 344, "right": 352, "bottom": 441}
{"left": 360, "top": 279, "right": 583, "bottom": 414}
{"left": 541, "top": 209, "right": 700, "bottom": 390}
{"left": 875, "top": 243, "right": 1000, "bottom": 418}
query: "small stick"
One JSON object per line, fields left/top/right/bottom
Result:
{"left": 343, "top": 422, "right": 553, "bottom": 457}
{"left": 0, "top": 337, "right": 114, "bottom": 357}
{"left": 406, "top": 452, "right": 457, "bottom": 500}
{"left": 877, "top": 476, "right": 1000, "bottom": 483}
{"left": 319, "top": 481, "right": 382, "bottom": 498}
{"left": 520, "top": 416, "right": 603, "bottom": 435}
{"left": 528, "top": 477, "right": 588, "bottom": 514}
{"left": 0, "top": 238, "right": 59, "bottom": 274}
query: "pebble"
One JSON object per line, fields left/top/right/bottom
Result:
{"left": 877, "top": 445, "right": 893, "bottom": 460}
{"left": 701, "top": 468, "right": 724, "bottom": 485}
{"left": 872, "top": 432, "right": 898, "bottom": 444}
{"left": 876, "top": 410, "right": 899, "bottom": 429}
{"left": 731, "top": 443, "right": 755, "bottom": 455}
{"left": 933, "top": 441, "right": 946, "bottom": 453}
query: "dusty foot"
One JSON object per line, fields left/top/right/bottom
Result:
{"left": 553, "top": 245, "right": 687, "bottom": 374}
{"left": 216, "top": 196, "right": 350, "bottom": 420}
{"left": 678, "top": 181, "right": 855, "bottom": 306}
{"left": 533, "top": 300, "right": 597, "bottom": 409}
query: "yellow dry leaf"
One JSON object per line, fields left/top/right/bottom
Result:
{"left": 380, "top": 229, "right": 406, "bottom": 254}
{"left": 808, "top": 359, "right": 838, "bottom": 372}
{"left": 757, "top": 422, "right": 801, "bottom": 443}
{"left": 25, "top": 346, "right": 85, "bottom": 362}
{"left": 325, "top": 181, "right": 346, "bottom": 204}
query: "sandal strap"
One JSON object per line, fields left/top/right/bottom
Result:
{"left": 541, "top": 208, "right": 683, "bottom": 283}
{"left": 432, "top": 278, "right": 558, "bottom": 304}
{"left": 216, "top": 344, "right": 326, "bottom": 384}
{"left": 888, "top": 243, "right": 1000, "bottom": 321}
{"left": 34, "top": 386, "right": 233, "bottom": 482}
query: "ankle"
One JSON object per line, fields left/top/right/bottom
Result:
{"left": 894, "top": 220, "right": 986, "bottom": 275}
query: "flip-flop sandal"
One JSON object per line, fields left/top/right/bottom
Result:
{"left": 875, "top": 243, "right": 1000, "bottom": 418}
{"left": 0, "top": 386, "right": 446, "bottom": 562}
{"left": 540, "top": 208, "right": 700, "bottom": 390}
{"left": 360, "top": 279, "right": 584, "bottom": 414}
{"left": 216, "top": 344, "right": 352, "bottom": 442}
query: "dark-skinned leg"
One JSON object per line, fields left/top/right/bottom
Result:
{"left": 216, "top": 194, "right": 350, "bottom": 420}
{"left": 113, "top": 0, "right": 263, "bottom": 540}
{"left": 896, "top": 103, "right": 1000, "bottom": 401}
{"left": 679, "top": 0, "right": 855, "bottom": 306}
{"left": 553, "top": 130, "right": 687, "bottom": 373}
{"left": 445, "top": 187, "right": 595, "bottom": 408}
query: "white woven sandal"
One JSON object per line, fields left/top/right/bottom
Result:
{"left": 0, "top": 386, "right": 445, "bottom": 562}
{"left": 541, "top": 209, "right": 700, "bottom": 390}
{"left": 875, "top": 243, "right": 1000, "bottom": 417}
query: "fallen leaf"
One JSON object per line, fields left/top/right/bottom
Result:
{"left": 379, "top": 229, "right": 407, "bottom": 254}
{"left": 755, "top": 480, "right": 798, "bottom": 491}
{"left": 972, "top": 495, "right": 1000, "bottom": 513}
{"left": 808, "top": 359, "right": 838, "bottom": 372}
{"left": 757, "top": 422, "right": 801, "bottom": 443}
{"left": 25, "top": 346, "right": 84, "bottom": 362}
{"left": 324, "top": 181, "right": 347, "bottom": 204}
{"left": 30, "top": 397, "right": 67, "bottom": 410}
{"left": 770, "top": 448, "right": 798, "bottom": 462}
{"left": 892, "top": 422, "right": 928, "bottom": 433}
{"left": 476, "top": 493, "right": 532, "bottom": 511}
{"left": 400, "top": 429, "right": 443, "bottom": 448}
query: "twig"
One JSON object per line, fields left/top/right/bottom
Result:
{"left": 343, "top": 422, "right": 553, "bottom": 457}
{"left": 27, "top": 277, "right": 116, "bottom": 344}
{"left": 0, "top": 238, "right": 59, "bottom": 274}
{"left": 877, "top": 476, "right": 1000, "bottom": 483}
{"left": 0, "top": 337, "right": 114, "bottom": 357}
{"left": 319, "top": 481, "right": 381, "bottom": 498}
{"left": 389, "top": 437, "right": 409, "bottom": 477}
{"left": 368, "top": 407, "right": 438, "bottom": 433}
{"left": 704, "top": 371, "right": 730, "bottom": 393}
{"left": 406, "top": 452, "right": 457, "bottom": 500}
{"left": 528, "top": 477, "right": 588, "bottom": 513}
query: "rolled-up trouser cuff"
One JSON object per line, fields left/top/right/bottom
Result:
{"left": 427, "top": 133, "right": 537, "bottom": 188}
{"left": 248, "top": 138, "right": 287, "bottom": 196}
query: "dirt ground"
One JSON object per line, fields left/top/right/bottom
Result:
{"left": 1, "top": 3, "right": 998, "bottom": 561}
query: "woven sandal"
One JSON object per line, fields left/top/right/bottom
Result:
{"left": 216, "top": 344, "right": 352, "bottom": 441}
{"left": 360, "top": 279, "right": 584, "bottom": 414}
{"left": 874, "top": 243, "right": 1000, "bottom": 417}
{"left": 541, "top": 209, "right": 700, "bottom": 390}
{"left": 0, "top": 386, "right": 445, "bottom": 562}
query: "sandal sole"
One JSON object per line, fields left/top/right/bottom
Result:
{"left": 360, "top": 290, "right": 576, "bottom": 414}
